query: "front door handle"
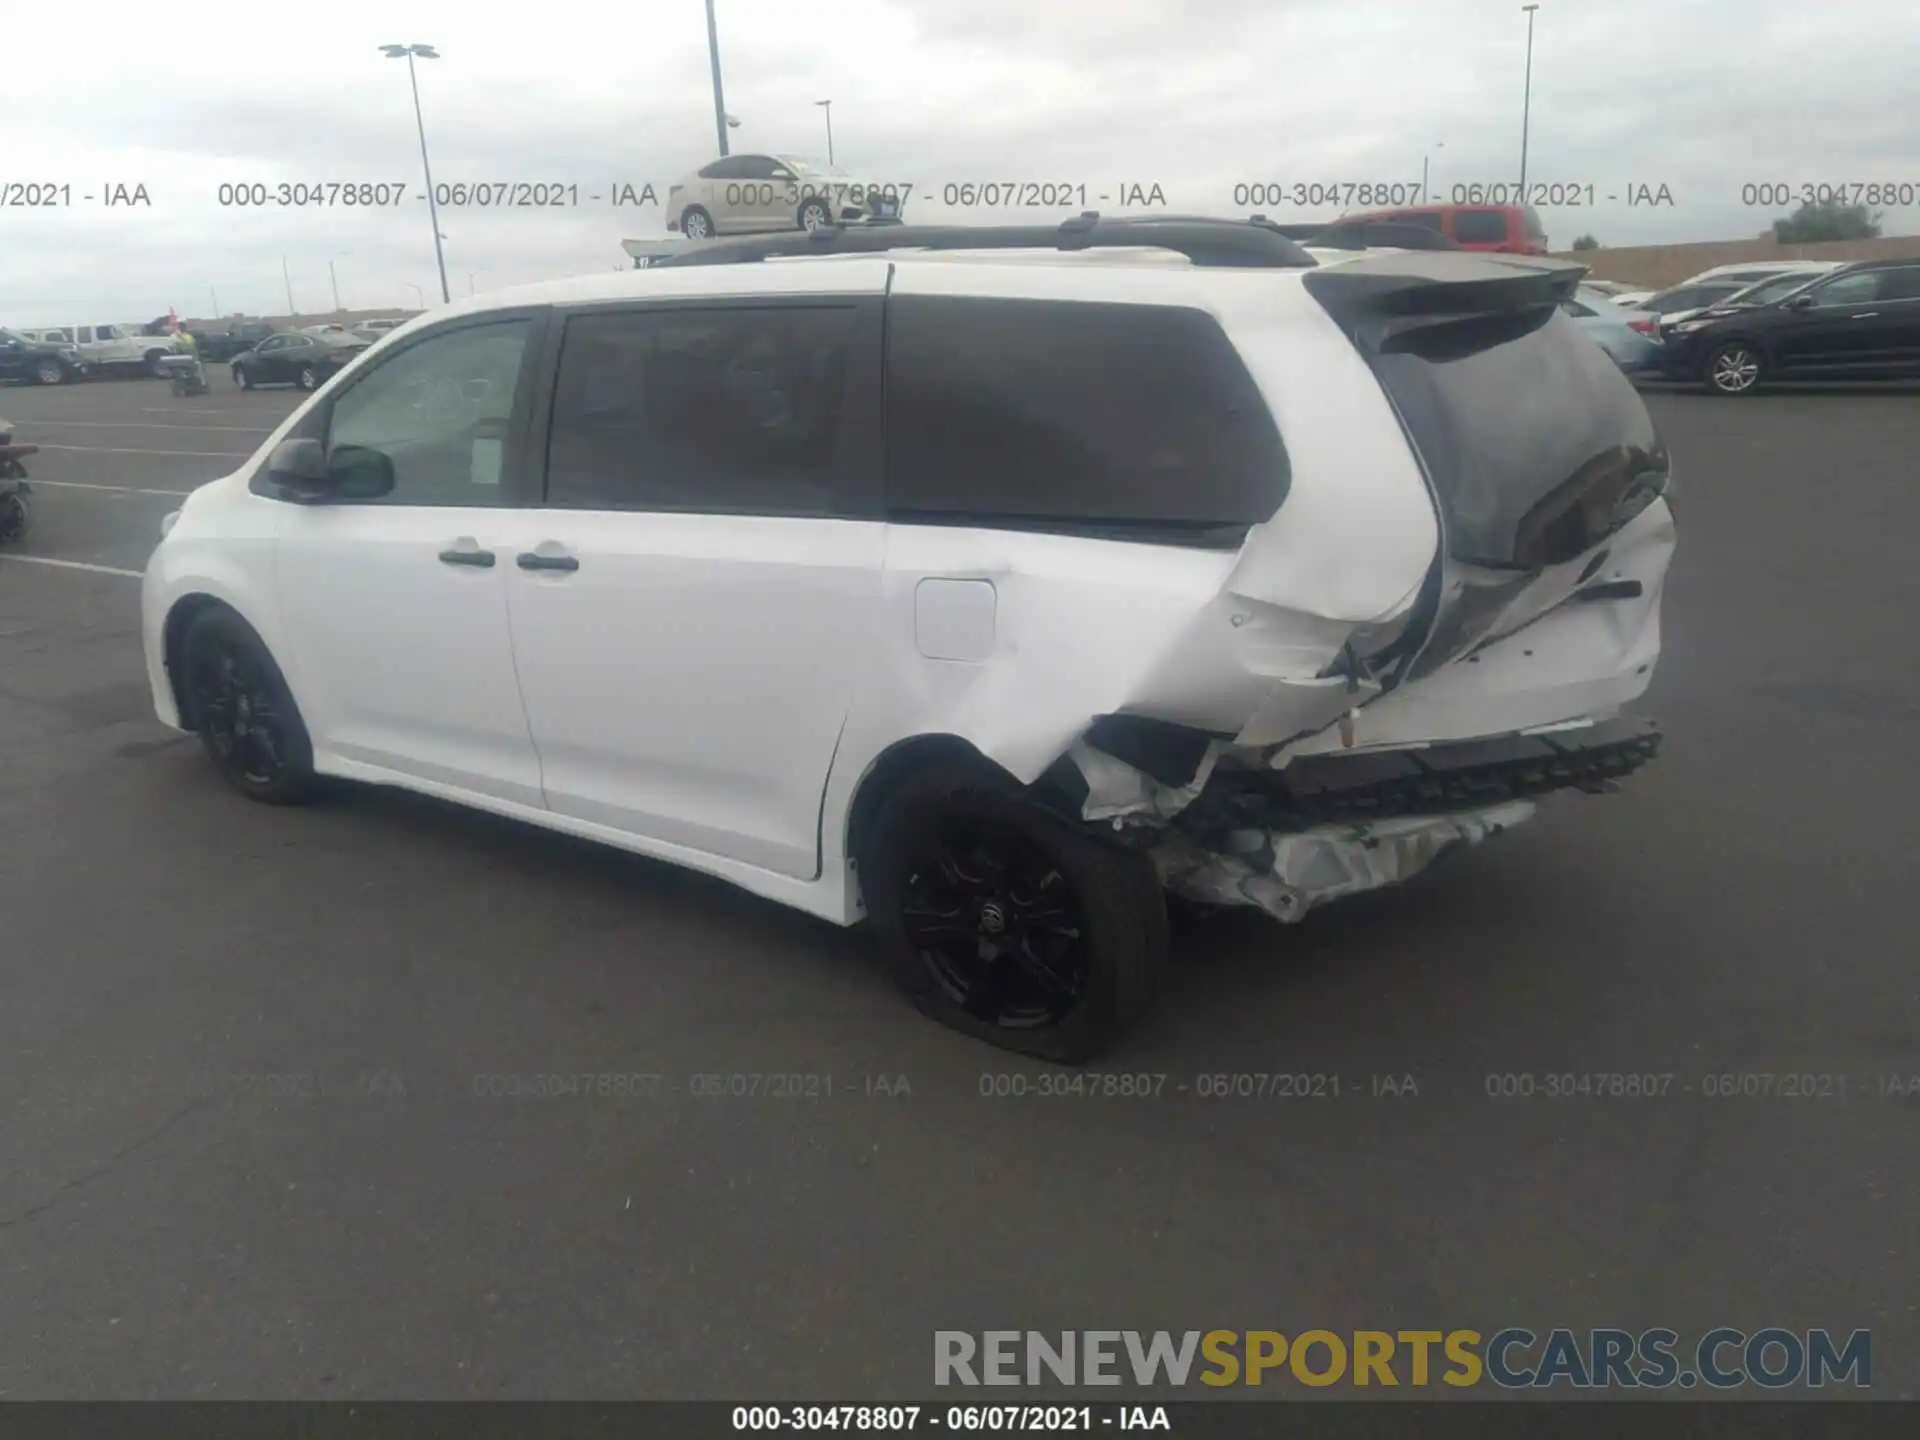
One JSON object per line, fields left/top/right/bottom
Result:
{"left": 517, "top": 551, "right": 579, "bottom": 573}
{"left": 439, "top": 542, "right": 495, "bottom": 568}
{"left": 1850, "top": 312, "right": 1880, "bottom": 320}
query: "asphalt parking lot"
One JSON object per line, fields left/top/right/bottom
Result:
{"left": 0, "top": 370, "right": 1916, "bottom": 1401}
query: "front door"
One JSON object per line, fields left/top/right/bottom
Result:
{"left": 504, "top": 298, "right": 885, "bottom": 879}
{"left": 268, "top": 314, "right": 549, "bottom": 805}
{"left": 1772, "top": 269, "right": 1899, "bottom": 375}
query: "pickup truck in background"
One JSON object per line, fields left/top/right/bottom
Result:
{"left": 16, "top": 324, "right": 182, "bottom": 377}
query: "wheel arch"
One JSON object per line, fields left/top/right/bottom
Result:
{"left": 162, "top": 592, "right": 291, "bottom": 733}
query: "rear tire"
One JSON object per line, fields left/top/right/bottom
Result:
{"left": 146, "top": 349, "right": 170, "bottom": 377}
{"left": 234, "top": 364, "right": 254, "bottom": 391}
{"left": 297, "top": 364, "right": 318, "bottom": 391}
{"left": 0, "top": 491, "right": 29, "bottom": 543}
{"left": 859, "top": 758, "right": 1167, "bottom": 1064}
{"left": 1704, "top": 341, "right": 1764, "bottom": 396}
{"left": 179, "top": 607, "right": 320, "bottom": 805}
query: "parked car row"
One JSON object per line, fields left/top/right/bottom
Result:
{"left": 11, "top": 323, "right": 183, "bottom": 377}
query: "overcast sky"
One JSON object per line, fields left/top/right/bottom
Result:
{"left": 5, "top": 0, "right": 1914, "bottom": 321}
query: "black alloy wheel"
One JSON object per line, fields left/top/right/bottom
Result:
{"left": 861, "top": 758, "right": 1166, "bottom": 1063}
{"left": 180, "top": 608, "right": 318, "bottom": 804}
{"left": 900, "top": 808, "right": 1094, "bottom": 1030}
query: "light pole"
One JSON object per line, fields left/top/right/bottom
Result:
{"left": 281, "top": 256, "right": 296, "bottom": 318}
{"left": 1421, "top": 141, "right": 1445, "bottom": 205}
{"left": 815, "top": 99, "right": 834, "bottom": 165}
{"left": 705, "top": 0, "right": 730, "bottom": 156}
{"left": 403, "top": 281, "right": 425, "bottom": 309}
{"left": 1519, "top": 5, "right": 1540, "bottom": 195}
{"left": 329, "top": 258, "right": 343, "bottom": 313}
{"left": 209, "top": 288, "right": 220, "bottom": 320}
{"left": 381, "top": 43, "right": 452, "bottom": 304}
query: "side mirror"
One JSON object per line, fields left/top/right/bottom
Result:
{"left": 1785, "top": 293, "right": 1816, "bottom": 311}
{"left": 326, "top": 444, "right": 396, "bottom": 500}
{"left": 266, "top": 437, "right": 333, "bottom": 501}
{"left": 772, "top": 169, "right": 795, "bottom": 181}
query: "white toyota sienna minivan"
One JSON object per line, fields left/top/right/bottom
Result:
{"left": 142, "top": 215, "right": 1674, "bottom": 1062}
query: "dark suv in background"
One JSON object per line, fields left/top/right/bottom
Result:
{"left": 0, "top": 328, "right": 88, "bottom": 385}
{"left": 1659, "top": 259, "right": 1920, "bottom": 395}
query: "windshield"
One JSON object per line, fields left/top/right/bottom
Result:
{"left": 778, "top": 155, "right": 844, "bottom": 177}
{"left": 1726, "top": 272, "right": 1827, "bottom": 307}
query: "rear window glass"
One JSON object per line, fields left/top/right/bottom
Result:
{"left": 1367, "top": 306, "right": 1667, "bottom": 569}
{"left": 883, "top": 297, "right": 1288, "bottom": 537}
{"left": 1452, "top": 210, "right": 1510, "bottom": 244}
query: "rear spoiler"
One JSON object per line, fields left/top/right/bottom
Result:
{"left": 1303, "top": 252, "right": 1586, "bottom": 332}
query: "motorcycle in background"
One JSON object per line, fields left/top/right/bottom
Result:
{"left": 0, "top": 417, "right": 37, "bottom": 543}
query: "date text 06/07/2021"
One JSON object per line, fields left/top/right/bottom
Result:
{"left": 730, "top": 1405, "right": 1171, "bottom": 1432}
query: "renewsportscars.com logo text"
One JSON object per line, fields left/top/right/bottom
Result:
{"left": 933, "top": 1329, "right": 1871, "bottom": 1390}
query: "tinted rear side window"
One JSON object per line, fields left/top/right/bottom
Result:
{"left": 1453, "top": 210, "right": 1510, "bottom": 244}
{"left": 883, "top": 296, "right": 1287, "bottom": 536}
{"left": 1368, "top": 306, "right": 1666, "bottom": 569}
{"left": 545, "top": 306, "right": 858, "bottom": 515}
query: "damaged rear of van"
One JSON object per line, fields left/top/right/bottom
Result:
{"left": 839, "top": 245, "right": 1673, "bottom": 1060}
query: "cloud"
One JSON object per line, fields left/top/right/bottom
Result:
{"left": 3, "top": 0, "right": 1915, "bottom": 315}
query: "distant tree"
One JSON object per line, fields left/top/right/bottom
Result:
{"left": 1571, "top": 234, "right": 1600, "bottom": 251}
{"left": 1772, "top": 201, "right": 1882, "bottom": 243}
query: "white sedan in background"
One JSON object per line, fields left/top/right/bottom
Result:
{"left": 666, "top": 153, "right": 905, "bottom": 239}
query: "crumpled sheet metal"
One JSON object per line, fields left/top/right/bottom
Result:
{"left": 1147, "top": 800, "right": 1538, "bottom": 924}
{"left": 1065, "top": 738, "right": 1227, "bottom": 823}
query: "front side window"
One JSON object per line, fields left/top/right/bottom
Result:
{"left": 1807, "top": 271, "right": 1884, "bottom": 307}
{"left": 95, "top": 325, "right": 122, "bottom": 338}
{"left": 1453, "top": 209, "right": 1510, "bottom": 244}
{"left": 545, "top": 306, "right": 856, "bottom": 515}
{"left": 74, "top": 328, "right": 95, "bottom": 343}
{"left": 884, "top": 297, "right": 1288, "bottom": 536}
{"left": 321, "top": 319, "right": 532, "bottom": 506}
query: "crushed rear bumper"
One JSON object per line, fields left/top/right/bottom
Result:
{"left": 1070, "top": 716, "right": 1662, "bottom": 924}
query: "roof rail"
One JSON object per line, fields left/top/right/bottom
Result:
{"left": 645, "top": 212, "right": 1320, "bottom": 270}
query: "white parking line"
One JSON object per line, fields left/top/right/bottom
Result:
{"left": 33, "top": 420, "right": 272, "bottom": 433}
{"left": 0, "top": 554, "right": 143, "bottom": 579}
{"left": 32, "top": 444, "right": 250, "bottom": 458}
{"left": 31, "top": 479, "right": 195, "bottom": 497}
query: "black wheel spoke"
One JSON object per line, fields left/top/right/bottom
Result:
{"left": 899, "top": 807, "right": 1093, "bottom": 1030}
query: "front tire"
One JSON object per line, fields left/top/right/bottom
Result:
{"left": 797, "top": 198, "right": 832, "bottom": 232}
{"left": 179, "top": 607, "right": 320, "bottom": 805}
{"left": 680, "top": 205, "right": 714, "bottom": 240}
{"left": 35, "top": 359, "right": 63, "bottom": 385}
{"left": 859, "top": 758, "right": 1167, "bottom": 1063}
{"left": 1704, "top": 341, "right": 1764, "bottom": 396}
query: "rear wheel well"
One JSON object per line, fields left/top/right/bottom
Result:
{"left": 162, "top": 594, "right": 232, "bottom": 730}
{"left": 842, "top": 733, "right": 1102, "bottom": 880}
{"left": 845, "top": 736, "right": 992, "bottom": 874}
